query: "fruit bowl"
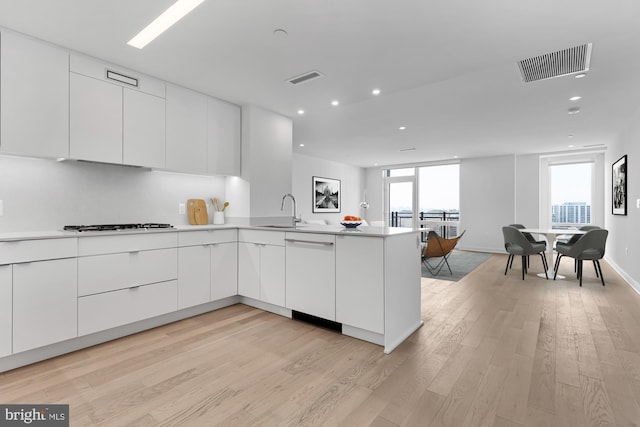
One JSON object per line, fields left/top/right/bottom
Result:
{"left": 340, "top": 221, "right": 362, "bottom": 229}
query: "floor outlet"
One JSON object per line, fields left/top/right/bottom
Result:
{"left": 179, "top": 203, "right": 186, "bottom": 215}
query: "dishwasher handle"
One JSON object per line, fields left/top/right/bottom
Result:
{"left": 285, "top": 238, "right": 334, "bottom": 246}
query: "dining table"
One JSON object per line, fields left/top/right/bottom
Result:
{"left": 521, "top": 228, "right": 586, "bottom": 279}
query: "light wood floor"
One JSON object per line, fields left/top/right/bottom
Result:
{"left": 2, "top": 254, "right": 640, "bottom": 426}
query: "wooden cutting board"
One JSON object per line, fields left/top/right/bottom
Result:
{"left": 187, "top": 199, "right": 208, "bottom": 225}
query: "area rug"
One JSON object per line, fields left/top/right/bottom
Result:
{"left": 421, "top": 250, "right": 492, "bottom": 282}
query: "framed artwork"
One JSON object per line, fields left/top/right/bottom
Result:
{"left": 313, "top": 176, "right": 341, "bottom": 213}
{"left": 612, "top": 154, "right": 627, "bottom": 215}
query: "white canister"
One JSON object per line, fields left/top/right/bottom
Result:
{"left": 213, "top": 211, "right": 225, "bottom": 225}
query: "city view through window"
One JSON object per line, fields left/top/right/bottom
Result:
{"left": 388, "top": 164, "right": 460, "bottom": 236}
{"left": 550, "top": 162, "right": 592, "bottom": 226}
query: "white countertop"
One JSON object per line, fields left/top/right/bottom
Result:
{"left": 0, "top": 224, "right": 418, "bottom": 241}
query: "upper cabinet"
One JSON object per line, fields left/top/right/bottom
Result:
{"left": 166, "top": 84, "right": 208, "bottom": 174}
{"left": 0, "top": 31, "right": 69, "bottom": 158}
{"left": 69, "top": 54, "right": 166, "bottom": 168}
{"left": 207, "top": 97, "right": 241, "bottom": 176}
{"left": 1, "top": 30, "right": 241, "bottom": 175}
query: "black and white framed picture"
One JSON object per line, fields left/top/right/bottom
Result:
{"left": 313, "top": 176, "right": 341, "bottom": 213}
{"left": 612, "top": 154, "right": 627, "bottom": 215}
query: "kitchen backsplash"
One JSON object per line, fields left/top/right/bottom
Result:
{"left": 0, "top": 155, "right": 226, "bottom": 232}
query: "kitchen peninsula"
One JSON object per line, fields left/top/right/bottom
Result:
{"left": 0, "top": 224, "right": 422, "bottom": 373}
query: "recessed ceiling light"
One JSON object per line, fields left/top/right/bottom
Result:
{"left": 331, "top": 100, "right": 339, "bottom": 106}
{"left": 299, "top": 143, "right": 304, "bottom": 147}
{"left": 568, "top": 144, "right": 575, "bottom": 148}
{"left": 398, "top": 126, "right": 407, "bottom": 130}
{"left": 575, "top": 73, "right": 587, "bottom": 79}
{"left": 297, "top": 109, "right": 305, "bottom": 115}
{"left": 127, "top": 0, "right": 206, "bottom": 49}
{"left": 569, "top": 96, "right": 582, "bottom": 101}
{"left": 372, "top": 88, "right": 381, "bottom": 96}
{"left": 453, "top": 156, "right": 459, "bottom": 159}
{"left": 373, "top": 163, "right": 379, "bottom": 166}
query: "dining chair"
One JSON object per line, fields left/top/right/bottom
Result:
{"left": 555, "top": 225, "right": 600, "bottom": 272}
{"left": 502, "top": 226, "right": 549, "bottom": 280}
{"left": 553, "top": 229, "right": 608, "bottom": 286}
{"left": 422, "top": 230, "right": 465, "bottom": 276}
{"left": 509, "top": 224, "right": 546, "bottom": 268}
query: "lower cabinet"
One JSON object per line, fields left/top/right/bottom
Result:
{"left": 12, "top": 258, "right": 78, "bottom": 353}
{"left": 335, "top": 236, "right": 384, "bottom": 334}
{"left": 285, "top": 233, "right": 336, "bottom": 320}
{"left": 78, "top": 281, "right": 177, "bottom": 336}
{"left": 177, "top": 230, "right": 238, "bottom": 309}
{"left": 238, "top": 230, "right": 285, "bottom": 306}
{"left": 0, "top": 265, "right": 12, "bottom": 357}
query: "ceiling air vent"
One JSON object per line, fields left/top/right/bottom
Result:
{"left": 517, "top": 43, "right": 592, "bottom": 83}
{"left": 287, "top": 70, "right": 324, "bottom": 85}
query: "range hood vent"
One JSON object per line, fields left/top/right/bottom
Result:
{"left": 518, "top": 43, "right": 592, "bottom": 83}
{"left": 287, "top": 70, "right": 324, "bottom": 85}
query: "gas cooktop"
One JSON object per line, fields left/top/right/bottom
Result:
{"left": 63, "top": 223, "right": 174, "bottom": 232}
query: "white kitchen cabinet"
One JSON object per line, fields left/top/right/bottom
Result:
{"left": 238, "top": 230, "right": 285, "bottom": 306}
{"left": 12, "top": 258, "right": 78, "bottom": 354}
{"left": 285, "top": 233, "right": 336, "bottom": 320}
{"left": 69, "top": 54, "right": 167, "bottom": 167}
{"left": 166, "top": 84, "right": 208, "bottom": 174}
{"left": 207, "top": 97, "right": 241, "bottom": 176}
{"left": 78, "top": 280, "right": 177, "bottom": 336}
{"left": 70, "top": 72, "right": 123, "bottom": 163}
{"left": 0, "top": 30, "right": 69, "bottom": 158}
{"left": 0, "top": 265, "right": 11, "bottom": 357}
{"left": 78, "top": 248, "right": 177, "bottom": 296}
{"left": 237, "top": 242, "right": 260, "bottom": 300}
{"left": 178, "top": 245, "right": 211, "bottom": 309}
{"left": 210, "top": 242, "right": 238, "bottom": 301}
{"left": 178, "top": 230, "right": 238, "bottom": 308}
{"left": 123, "top": 88, "right": 166, "bottom": 168}
{"left": 336, "top": 236, "right": 384, "bottom": 334}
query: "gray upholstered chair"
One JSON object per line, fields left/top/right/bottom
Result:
{"left": 553, "top": 229, "right": 608, "bottom": 286}
{"left": 556, "top": 225, "right": 601, "bottom": 272}
{"left": 502, "top": 226, "right": 549, "bottom": 280}
{"left": 509, "top": 223, "right": 546, "bottom": 268}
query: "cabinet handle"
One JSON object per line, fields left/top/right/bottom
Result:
{"left": 285, "top": 239, "right": 334, "bottom": 246}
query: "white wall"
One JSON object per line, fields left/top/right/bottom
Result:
{"left": 605, "top": 108, "right": 640, "bottom": 292}
{"left": 0, "top": 155, "right": 226, "bottom": 232}
{"left": 515, "top": 154, "right": 540, "bottom": 228}
{"left": 364, "top": 167, "right": 385, "bottom": 222}
{"left": 241, "top": 105, "right": 292, "bottom": 219}
{"left": 459, "top": 155, "right": 516, "bottom": 252}
{"left": 292, "top": 153, "right": 365, "bottom": 224}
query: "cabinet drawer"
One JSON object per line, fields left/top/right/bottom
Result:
{"left": 238, "top": 230, "right": 284, "bottom": 246}
{"left": 0, "top": 238, "right": 77, "bottom": 265}
{"left": 178, "top": 229, "right": 237, "bottom": 246}
{"left": 78, "top": 248, "right": 177, "bottom": 296}
{"left": 78, "top": 232, "right": 177, "bottom": 256}
{"left": 78, "top": 280, "right": 177, "bottom": 336}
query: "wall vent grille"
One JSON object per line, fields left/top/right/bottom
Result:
{"left": 518, "top": 43, "right": 592, "bottom": 83}
{"left": 287, "top": 70, "right": 324, "bottom": 85}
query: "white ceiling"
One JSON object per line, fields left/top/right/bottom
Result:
{"left": 1, "top": 0, "right": 640, "bottom": 167}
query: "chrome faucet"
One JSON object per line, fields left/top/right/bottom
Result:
{"left": 281, "top": 193, "right": 301, "bottom": 224}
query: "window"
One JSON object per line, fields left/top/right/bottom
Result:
{"left": 418, "top": 164, "right": 460, "bottom": 237}
{"left": 550, "top": 162, "right": 593, "bottom": 226}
